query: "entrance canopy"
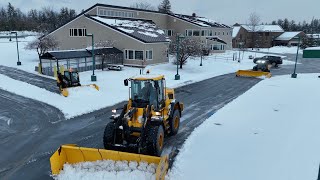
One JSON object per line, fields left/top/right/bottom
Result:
{"left": 41, "top": 47, "right": 123, "bottom": 60}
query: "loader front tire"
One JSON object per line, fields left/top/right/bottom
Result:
{"left": 103, "top": 122, "right": 116, "bottom": 150}
{"left": 146, "top": 125, "right": 164, "bottom": 156}
{"left": 169, "top": 110, "right": 180, "bottom": 135}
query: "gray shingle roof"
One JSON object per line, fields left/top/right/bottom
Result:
{"left": 86, "top": 15, "right": 170, "bottom": 43}
{"left": 172, "top": 14, "right": 231, "bottom": 28}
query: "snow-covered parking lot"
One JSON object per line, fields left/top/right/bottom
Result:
{"left": 0, "top": 35, "right": 296, "bottom": 118}
{"left": 169, "top": 74, "right": 320, "bottom": 180}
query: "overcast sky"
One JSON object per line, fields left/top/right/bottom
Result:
{"left": 1, "top": 0, "right": 319, "bottom": 25}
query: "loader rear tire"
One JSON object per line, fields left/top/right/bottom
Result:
{"left": 146, "top": 125, "right": 164, "bottom": 156}
{"left": 103, "top": 122, "right": 116, "bottom": 150}
{"left": 169, "top": 110, "right": 180, "bottom": 135}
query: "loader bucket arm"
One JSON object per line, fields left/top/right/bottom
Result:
{"left": 236, "top": 70, "right": 272, "bottom": 78}
{"left": 50, "top": 144, "right": 168, "bottom": 180}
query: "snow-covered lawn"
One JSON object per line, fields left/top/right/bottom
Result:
{"left": 251, "top": 46, "right": 303, "bottom": 54}
{"left": 170, "top": 74, "right": 320, "bottom": 180}
{"left": 0, "top": 35, "right": 39, "bottom": 72}
{"left": 0, "top": 34, "right": 295, "bottom": 118}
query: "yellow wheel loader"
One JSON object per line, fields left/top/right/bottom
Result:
{"left": 104, "top": 75, "right": 183, "bottom": 156}
{"left": 55, "top": 60, "right": 99, "bottom": 97}
{"left": 50, "top": 75, "right": 183, "bottom": 179}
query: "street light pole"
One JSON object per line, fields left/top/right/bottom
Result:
{"left": 10, "top": 32, "right": 21, "bottom": 66}
{"left": 86, "top": 33, "right": 96, "bottom": 82}
{"left": 291, "top": 36, "right": 300, "bottom": 78}
{"left": 175, "top": 35, "right": 181, "bottom": 80}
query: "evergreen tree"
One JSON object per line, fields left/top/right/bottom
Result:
{"left": 158, "top": 0, "right": 171, "bottom": 13}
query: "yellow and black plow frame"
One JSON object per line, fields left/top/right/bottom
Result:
{"left": 50, "top": 144, "right": 169, "bottom": 180}
{"left": 236, "top": 70, "right": 272, "bottom": 78}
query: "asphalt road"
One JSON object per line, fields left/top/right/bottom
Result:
{"left": 0, "top": 54, "right": 319, "bottom": 180}
{"left": 0, "top": 65, "right": 58, "bottom": 93}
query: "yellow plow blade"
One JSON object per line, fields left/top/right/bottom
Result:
{"left": 85, "top": 84, "right": 100, "bottom": 91}
{"left": 61, "top": 88, "right": 69, "bottom": 97}
{"left": 60, "top": 84, "right": 99, "bottom": 97}
{"left": 236, "top": 70, "right": 272, "bottom": 78}
{"left": 50, "top": 144, "right": 169, "bottom": 180}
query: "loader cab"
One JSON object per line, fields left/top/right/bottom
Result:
{"left": 128, "top": 75, "right": 165, "bottom": 110}
{"left": 63, "top": 71, "right": 81, "bottom": 87}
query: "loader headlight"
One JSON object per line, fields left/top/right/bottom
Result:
{"left": 155, "top": 112, "right": 161, "bottom": 116}
{"left": 112, "top": 109, "right": 117, "bottom": 114}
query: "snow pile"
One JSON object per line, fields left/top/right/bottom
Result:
{"left": 170, "top": 74, "right": 320, "bottom": 180}
{"left": 255, "top": 46, "right": 303, "bottom": 54}
{"left": 305, "top": 46, "right": 320, "bottom": 50}
{"left": 55, "top": 160, "right": 156, "bottom": 180}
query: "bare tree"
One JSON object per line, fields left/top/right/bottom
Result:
{"left": 169, "top": 37, "right": 202, "bottom": 69}
{"left": 130, "top": 2, "right": 156, "bottom": 11}
{"left": 248, "top": 12, "right": 261, "bottom": 49}
{"left": 25, "top": 35, "right": 59, "bottom": 73}
{"left": 94, "top": 40, "right": 116, "bottom": 70}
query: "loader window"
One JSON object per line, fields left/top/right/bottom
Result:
{"left": 131, "top": 80, "right": 157, "bottom": 107}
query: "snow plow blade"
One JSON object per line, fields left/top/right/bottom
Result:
{"left": 236, "top": 70, "right": 271, "bottom": 78}
{"left": 60, "top": 84, "right": 99, "bottom": 97}
{"left": 50, "top": 144, "right": 169, "bottom": 180}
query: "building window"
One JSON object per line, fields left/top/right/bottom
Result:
{"left": 193, "top": 30, "right": 200, "bottom": 36}
{"left": 186, "top": 29, "right": 193, "bottom": 36}
{"left": 209, "top": 30, "right": 213, "bottom": 36}
{"left": 201, "top": 30, "right": 205, "bottom": 36}
{"left": 135, "top": 50, "right": 143, "bottom": 60}
{"left": 165, "top": 30, "right": 173, "bottom": 36}
{"left": 99, "top": 9, "right": 134, "bottom": 18}
{"left": 215, "top": 32, "right": 217, "bottom": 36}
{"left": 146, "top": 50, "right": 153, "bottom": 60}
{"left": 128, "top": 50, "right": 134, "bottom": 59}
{"left": 223, "top": 32, "right": 225, "bottom": 35}
{"left": 70, "top": 28, "right": 86, "bottom": 37}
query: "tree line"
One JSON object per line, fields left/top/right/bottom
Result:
{"left": 0, "top": 3, "right": 77, "bottom": 33}
{"left": 270, "top": 18, "right": 320, "bottom": 33}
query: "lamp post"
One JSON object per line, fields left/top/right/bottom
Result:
{"left": 175, "top": 34, "right": 185, "bottom": 80}
{"left": 291, "top": 36, "right": 300, "bottom": 78}
{"left": 86, "top": 33, "right": 96, "bottom": 81}
{"left": 10, "top": 32, "right": 21, "bottom": 66}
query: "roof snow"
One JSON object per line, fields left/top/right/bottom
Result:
{"left": 242, "top": 25, "right": 284, "bottom": 32}
{"left": 306, "top": 34, "right": 320, "bottom": 38}
{"left": 173, "top": 14, "right": 230, "bottom": 28}
{"left": 89, "top": 16, "right": 169, "bottom": 43}
{"left": 232, "top": 26, "right": 241, "bottom": 38}
{"left": 275, "top": 32, "right": 301, "bottom": 41}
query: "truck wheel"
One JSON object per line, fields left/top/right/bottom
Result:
{"left": 146, "top": 125, "right": 164, "bottom": 156}
{"left": 103, "top": 122, "right": 116, "bottom": 149}
{"left": 169, "top": 110, "right": 180, "bottom": 135}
